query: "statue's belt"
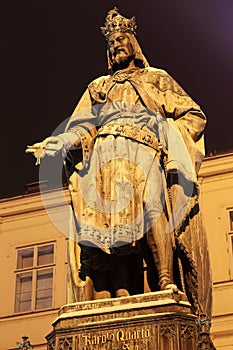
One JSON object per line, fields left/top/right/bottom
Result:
{"left": 97, "top": 123, "right": 163, "bottom": 152}
{"left": 74, "top": 123, "right": 167, "bottom": 172}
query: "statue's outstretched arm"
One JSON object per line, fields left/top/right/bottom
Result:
{"left": 25, "top": 132, "right": 81, "bottom": 165}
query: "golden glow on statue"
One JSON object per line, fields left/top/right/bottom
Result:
{"left": 26, "top": 9, "right": 215, "bottom": 348}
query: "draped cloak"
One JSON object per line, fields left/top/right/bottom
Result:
{"left": 64, "top": 66, "right": 212, "bottom": 319}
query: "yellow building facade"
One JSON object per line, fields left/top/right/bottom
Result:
{"left": 0, "top": 152, "right": 233, "bottom": 349}
{"left": 199, "top": 152, "right": 233, "bottom": 349}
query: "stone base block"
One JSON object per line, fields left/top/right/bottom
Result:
{"left": 46, "top": 290, "right": 198, "bottom": 349}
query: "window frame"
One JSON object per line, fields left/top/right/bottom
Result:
{"left": 14, "top": 241, "right": 55, "bottom": 314}
{"left": 227, "top": 208, "right": 233, "bottom": 280}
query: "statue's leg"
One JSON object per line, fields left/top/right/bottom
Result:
{"left": 110, "top": 250, "right": 144, "bottom": 297}
{"left": 146, "top": 211, "right": 177, "bottom": 292}
{"left": 141, "top": 150, "right": 177, "bottom": 291}
{"left": 79, "top": 244, "right": 114, "bottom": 299}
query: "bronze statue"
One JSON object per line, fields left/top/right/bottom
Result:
{"left": 26, "top": 7, "right": 213, "bottom": 327}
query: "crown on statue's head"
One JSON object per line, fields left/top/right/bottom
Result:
{"left": 101, "top": 7, "right": 137, "bottom": 40}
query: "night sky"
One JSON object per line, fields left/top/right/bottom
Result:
{"left": 1, "top": 0, "right": 233, "bottom": 199}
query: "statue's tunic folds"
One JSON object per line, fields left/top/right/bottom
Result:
{"left": 65, "top": 67, "right": 212, "bottom": 319}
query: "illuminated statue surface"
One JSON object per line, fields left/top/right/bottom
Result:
{"left": 26, "top": 8, "right": 213, "bottom": 326}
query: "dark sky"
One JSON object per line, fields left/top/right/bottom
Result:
{"left": 1, "top": 0, "right": 233, "bottom": 199}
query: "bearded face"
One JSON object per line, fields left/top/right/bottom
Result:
{"left": 108, "top": 32, "right": 135, "bottom": 70}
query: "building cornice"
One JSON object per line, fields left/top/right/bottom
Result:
{"left": 0, "top": 187, "right": 71, "bottom": 218}
{"left": 199, "top": 152, "right": 233, "bottom": 178}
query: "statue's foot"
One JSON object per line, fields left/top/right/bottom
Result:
{"left": 163, "top": 283, "right": 179, "bottom": 293}
{"left": 116, "top": 289, "right": 130, "bottom": 297}
{"left": 93, "top": 290, "right": 111, "bottom": 300}
{"left": 159, "top": 279, "right": 179, "bottom": 293}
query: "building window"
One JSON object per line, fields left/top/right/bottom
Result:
{"left": 229, "top": 210, "right": 233, "bottom": 232}
{"left": 14, "top": 243, "right": 54, "bottom": 313}
{"left": 228, "top": 209, "right": 233, "bottom": 279}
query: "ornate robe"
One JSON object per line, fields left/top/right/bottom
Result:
{"left": 65, "top": 66, "right": 212, "bottom": 319}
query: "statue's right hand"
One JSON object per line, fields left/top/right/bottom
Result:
{"left": 26, "top": 131, "right": 80, "bottom": 165}
{"left": 25, "top": 136, "right": 65, "bottom": 165}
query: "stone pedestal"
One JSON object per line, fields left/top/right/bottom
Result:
{"left": 46, "top": 290, "right": 198, "bottom": 349}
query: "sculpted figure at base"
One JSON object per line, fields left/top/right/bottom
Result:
{"left": 27, "top": 7, "right": 214, "bottom": 338}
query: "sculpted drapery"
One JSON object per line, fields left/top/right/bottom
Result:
{"left": 65, "top": 65, "right": 212, "bottom": 319}
{"left": 26, "top": 7, "right": 213, "bottom": 325}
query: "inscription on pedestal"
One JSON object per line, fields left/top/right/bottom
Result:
{"left": 80, "top": 328, "right": 151, "bottom": 349}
